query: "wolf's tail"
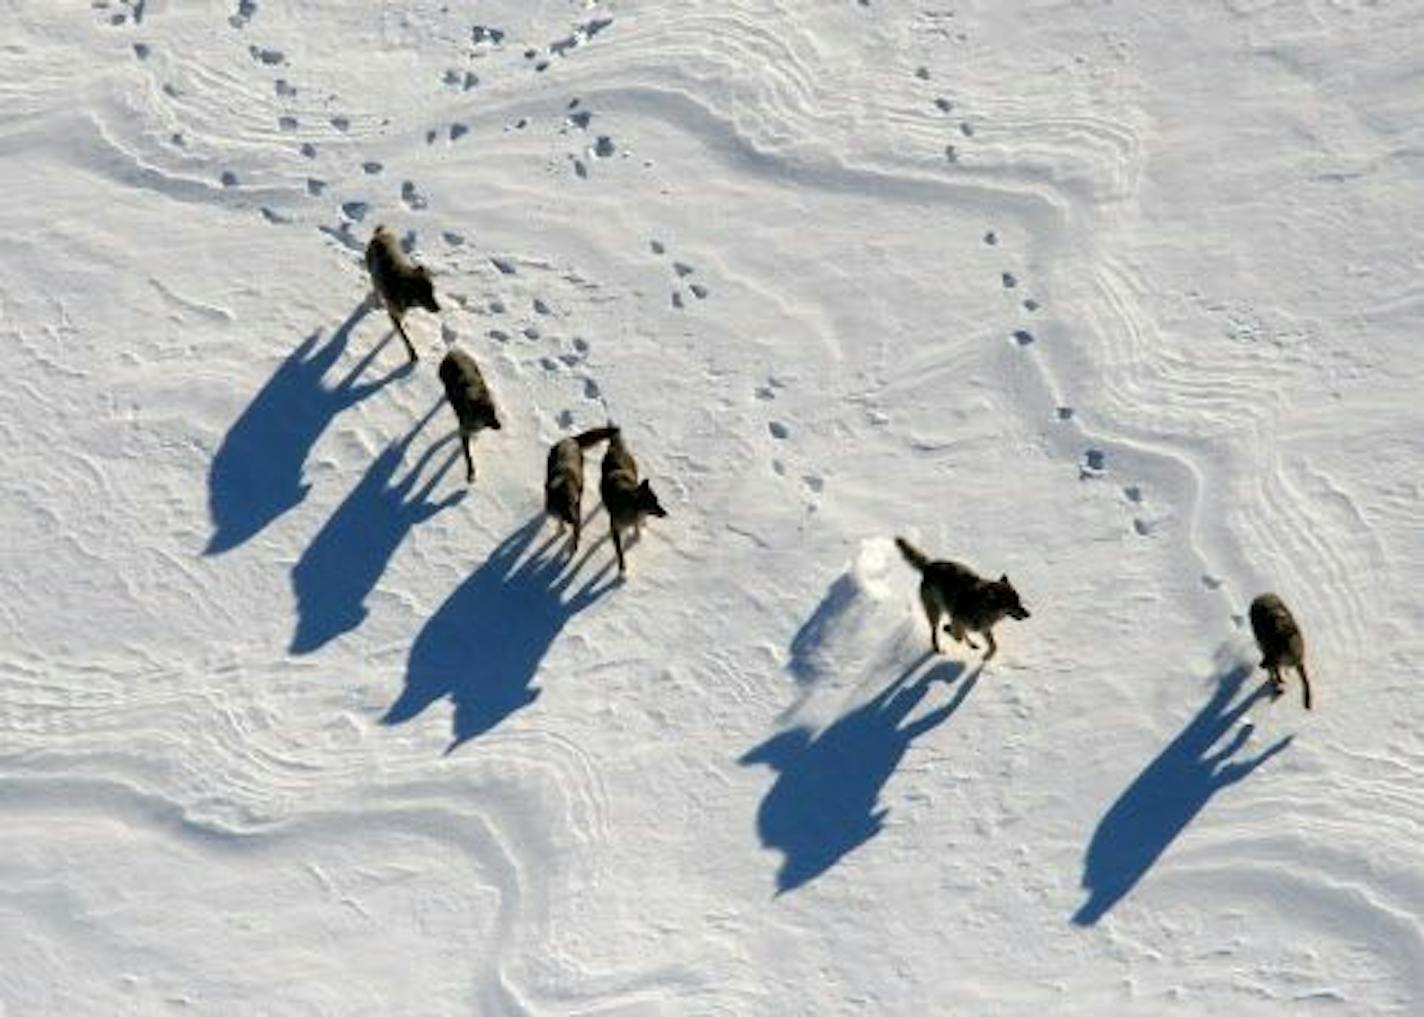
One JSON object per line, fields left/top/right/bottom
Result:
{"left": 895, "top": 536, "right": 929, "bottom": 572}
{"left": 575, "top": 424, "right": 619, "bottom": 448}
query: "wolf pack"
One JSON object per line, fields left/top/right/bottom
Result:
{"left": 367, "top": 224, "right": 1314, "bottom": 709}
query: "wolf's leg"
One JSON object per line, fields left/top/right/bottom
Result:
{"left": 1297, "top": 662, "right": 1313, "bottom": 710}
{"left": 460, "top": 434, "right": 475, "bottom": 483}
{"left": 920, "top": 585, "right": 941, "bottom": 651}
{"left": 389, "top": 310, "right": 418, "bottom": 363}
{"left": 612, "top": 526, "right": 626, "bottom": 574}
{"left": 982, "top": 628, "right": 998, "bottom": 661}
{"left": 571, "top": 515, "right": 582, "bottom": 556}
{"left": 1267, "top": 665, "right": 1285, "bottom": 698}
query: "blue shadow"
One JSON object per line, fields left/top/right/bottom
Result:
{"left": 382, "top": 516, "right": 618, "bottom": 753}
{"left": 205, "top": 299, "right": 410, "bottom": 555}
{"left": 1072, "top": 667, "right": 1293, "bottom": 926}
{"left": 289, "top": 402, "right": 465, "bottom": 655}
{"left": 787, "top": 573, "right": 861, "bottom": 686}
{"left": 741, "top": 653, "right": 976, "bottom": 894}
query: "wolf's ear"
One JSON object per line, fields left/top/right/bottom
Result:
{"left": 1000, "top": 574, "right": 1009, "bottom": 584}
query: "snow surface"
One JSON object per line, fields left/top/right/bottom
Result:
{"left": 2, "top": 1, "right": 1423, "bottom": 1013}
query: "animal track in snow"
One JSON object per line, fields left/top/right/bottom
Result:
{"left": 220, "top": 170, "right": 239, "bottom": 188}
{"left": 133, "top": 42, "right": 150, "bottom": 60}
{"left": 248, "top": 45, "right": 284, "bottom": 66}
{"left": 1001, "top": 272, "right": 1017, "bottom": 289}
{"left": 275, "top": 79, "right": 297, "bottom": 98}
{"left": 983, "top": 230, "right": 998, "bottom": 246}
{"left": 330, "top": 115, "right": 349, "bottom": 132}
{"left": 689, "top": 283, "right": 709, "bottom": 300}
{"left": 650, "top": 239, "right": 665, "bottom": 255}
{"left": 1012, "top": 329, "right": 1035, "bottom": 347}
{"left": 1057, "top": 406, "right": 1074, "bottom": 421}
{"left": 340, "top": 201, "right": 369, "bottom": 222}
{"left": 442, "top": 231, "right": 464, "bottom": 246}
{"left": 490, "top": 257, "right": 516, "bottom": 276}
{"left": 1023, "top": 298, "right": 1040, "bottom": 312}
{"left": 230, "top": 1, "right": 257, "bottom": 29}
{"left": 533, "top": 298, "right": 552, "bottom": 315}
{"left": 400, "top": 181, "right": 428, "bottom": 211}
{"left": 362, "top": 161, "right": 383, "bottom": 175}
{"left": 278, "top": 115, "right": 298, "bottom": 132}
{"left": 592, "top": 136, "right": 615, "bottom": 158}
{"left": 1080, "top": 449, "right": 1106, "bottom": 479}
{"left": 305, "top": 178, "right": 325, "bottom": 196}
{"left": 450, "top": 123, "right": 469, "bottom": 141}
{"left": 300, "top": 142, "right": 317, "bottom": 158}
{"left": 768, "top": 421, "right": 790, "bottom": 440}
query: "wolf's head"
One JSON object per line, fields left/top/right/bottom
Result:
{"left": 637, "top": 479, "right": 667, "bottom": 519}
{"left": 991, "top": 575, "right": 1030, "bottom": 621}
{"left": 409, "top": 265, "right": 440, "bottom": 313}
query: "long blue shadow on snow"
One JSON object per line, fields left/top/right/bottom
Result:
{"left": 741, "top": 652, "right": 975, "bottom": 894}
{"left": 205, "top": 299, "right": 410, "bottom": 555}
{"left": 289, "top": 401, "right": 465, "bottom": 655}
{"left": 382, "top": 516, "right": 618, "bottom": 753}
{"left": 1072, "top": 666, "right": 1292, "bottom": 926}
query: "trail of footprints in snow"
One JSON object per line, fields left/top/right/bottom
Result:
{"left": 984, "top": 228, "right": 1161, "bottom": 542}
{"left": 648, "top": 239, "right": 711, "bottom": 309}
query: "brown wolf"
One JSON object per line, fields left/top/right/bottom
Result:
{"left": 438, "top": 350, "right": 501, "bottom": 482}
{"left": 1249, "top": 593, "right": 1312, "bottom": 709}
{"left": 599, "top": 430, "right": 667, "bottom": 575}
{"left": 366, "top": 224, "right": 439, "bottom": 363}
{"left": 546, "top": 425, "right": 620, "bottom": 554}
{"left": 895, "top": 537, "right": 1029, "bottom": 660}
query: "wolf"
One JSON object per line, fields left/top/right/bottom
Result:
{"left": 438, "top": 349, "right": 501, "bottom": 482}
{"left": 365, "top": 224, "right": 439, "bottom": 363}
{"left": 1249, "top": 593, "right": 1312, "bottom": 709}
{"left": 895, "top": 537, "right": 1029, "bottom": 660}
{"left": 599, "top": 430, "right": 667, "bottom": 575}
{"left": 545, "top": 425, "right": 620, "bottom": 554}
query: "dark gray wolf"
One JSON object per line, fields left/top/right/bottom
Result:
{"left": 599, "top": 430, "right": 667, "bottom": 575}
{"left": 546, "top": 425, "right": 620, "bottom": 554}
{"left": 366, "top": 224, "right": 439, "bottom": 363}
{"left": 438, "top": 349, "right": 501, "bottom": 482}
{"left": 895, "top": 537, "right": 1029, "bottom": 660}
{"left": 1249, "top": 593, "right": 1312, "bottom": 709}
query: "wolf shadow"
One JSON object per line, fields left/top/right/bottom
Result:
{"left": 1072, "top": 666, "right": 1293, "bottom": 926}
{"left": 382, "top": 516, "right": 617, "bottom": 753}
{"left": 742, "top": 652, "right": 977, "bottom": 894}
{"left": 205, "top": 299, "right": 409, "bottom": 555}
{"left": 289, "top": 402, "right": 464, "bottom": 655}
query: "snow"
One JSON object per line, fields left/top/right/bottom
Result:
{"left": 2, "top": 1, "right": 1422, "bottom": 1012}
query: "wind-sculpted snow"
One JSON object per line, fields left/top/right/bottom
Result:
{"left": 2, "top": 1, "right": 1423, "bottom": 1013}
